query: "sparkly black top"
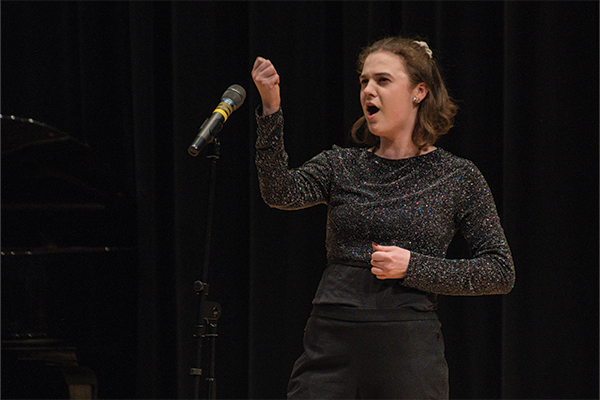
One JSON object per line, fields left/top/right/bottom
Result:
{"left": 256, "top": 108, "right": 515, "bottom": 318}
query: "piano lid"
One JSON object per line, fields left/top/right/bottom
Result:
{"left": 1, "top": 115, "right": 136, "bottom": 250}
{"left": 1, "top": 114, "right": 130, "bottom": 208}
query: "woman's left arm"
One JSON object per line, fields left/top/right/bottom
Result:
{"left": 400, "top": 165, "right": 516, "bottom": 296}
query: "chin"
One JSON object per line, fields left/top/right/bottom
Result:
{"left": 365, "top": 122, "right": 381, "bottom": 135}
{"left": 366, "top": 125, "right": 386, "bottom": 138}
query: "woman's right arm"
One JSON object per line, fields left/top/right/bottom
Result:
{"left": 252, "top": 57, "right": 331, "bottom": 210}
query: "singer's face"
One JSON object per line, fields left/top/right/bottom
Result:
{"left": 360, "top": 51, "right": 421, "bottom": 139}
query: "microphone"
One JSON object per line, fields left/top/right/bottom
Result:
{"left": 188, "top": 84, "right": 246, "bottom": 156}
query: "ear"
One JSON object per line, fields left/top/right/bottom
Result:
{"left": 414, "top": 82, "right": 429, "bottom": 101}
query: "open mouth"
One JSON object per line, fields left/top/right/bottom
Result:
{"left": 366, "top": 105, "right": 380, "bottom": 117}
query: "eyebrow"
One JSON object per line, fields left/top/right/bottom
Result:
{"left": 359, "top": 72, "right": 393, "bottom": 80}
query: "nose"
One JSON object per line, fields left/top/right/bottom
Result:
{"left": 362, "top": 80, "right": 376, "bottom": 98}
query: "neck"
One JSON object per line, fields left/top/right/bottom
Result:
{"left": 374, "top": 136, "right": 434, "bottom": 159}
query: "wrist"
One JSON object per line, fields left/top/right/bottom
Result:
{"left": 262, "top": 103, "right": 280, "bottom": 116}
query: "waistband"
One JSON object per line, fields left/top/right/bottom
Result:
{"left": 328, "top": 258, "right": 372, "bottom": 268}
{"left": 311, "top": 304, "right": 439, "bottom": 322}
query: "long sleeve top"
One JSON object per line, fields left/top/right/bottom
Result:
{"left": 256, "top": 108, "right": 515, "bottom": 318}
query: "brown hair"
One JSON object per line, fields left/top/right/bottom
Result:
{"left": 351, "top": 36, "right": 458, "bottom": 148}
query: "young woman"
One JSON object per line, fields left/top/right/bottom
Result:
{"left": 251, "top": 36, "right": 515, "bottom": 399}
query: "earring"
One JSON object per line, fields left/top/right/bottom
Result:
{"left": 412, "top": 97, "right": 420, "bottom": 103}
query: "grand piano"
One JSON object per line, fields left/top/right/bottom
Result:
{"left": 1, "top": 115, "right": 138, "bottom": 399}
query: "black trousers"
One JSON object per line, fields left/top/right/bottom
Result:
{"left": 287, "top": 315, "right": 449, "bottom": 399}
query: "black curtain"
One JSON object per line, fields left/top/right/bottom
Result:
{"left": 1, "top": 1, "right": 597, "bottom": 399}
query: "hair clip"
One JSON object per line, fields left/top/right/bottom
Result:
{"left": 414, "top": 41, "right": 433, "bottom": 59}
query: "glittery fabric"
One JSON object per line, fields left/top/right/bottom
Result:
{"left": 256, "top": 108, "right": 515, "bottom": 314}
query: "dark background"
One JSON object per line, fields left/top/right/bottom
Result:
{"left": 1, "top": 1, "right": 598, "bottom": 399}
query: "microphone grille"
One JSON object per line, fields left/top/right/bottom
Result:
{"left": 223, "top": 84, "right": 246, "bottom": 110}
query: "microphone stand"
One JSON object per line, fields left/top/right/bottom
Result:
{"left": 191, "top": 138, "right": 222, "bottom": 400}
